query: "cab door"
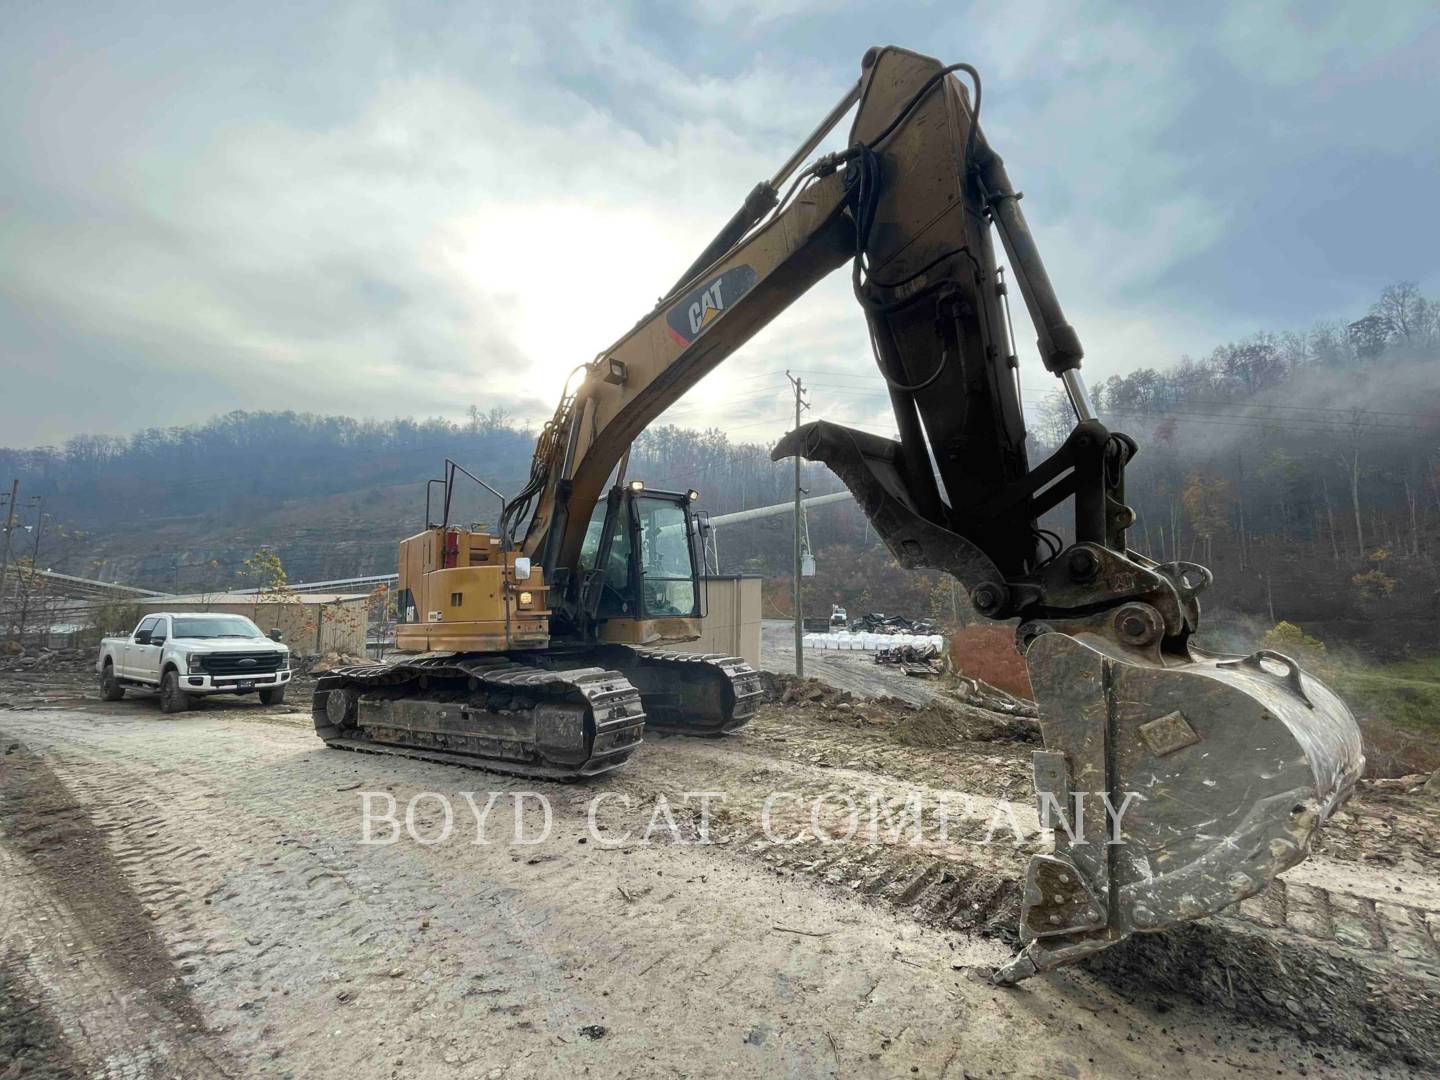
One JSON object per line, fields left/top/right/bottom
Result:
{"left": 129, "top": 616, "right": 164, "bottom": 683}
{"left": 631, "top": 494, "right": 703, "bottom": 619}
{"left": 120, "top": 617, "right": 155, "bottom": 679}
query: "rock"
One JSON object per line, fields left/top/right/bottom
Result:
{"left": 1423, "top": 770, "right": 1440, "bottom": 799}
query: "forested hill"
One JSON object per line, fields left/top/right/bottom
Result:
{"left": 1022, "top": 281, "right": 1440, "bottom": 654}
{"left": 0, "top": 405, "right": 843, "bottom": 594}
{"left": 3, "top": 282, "right": 1438, "bottom": 656}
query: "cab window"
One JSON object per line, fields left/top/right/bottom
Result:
{"left": 634, "top": 496, "right": 698, "bottom": 617}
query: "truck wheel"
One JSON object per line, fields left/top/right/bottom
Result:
{"left": 99, "top": 662, "right": 126, "bottom": 701}
{"left": 159, "top": 670, "right": 190, "bottom": 714}
{"left": 258, "top": 685, "right": 287, "bottom": 706}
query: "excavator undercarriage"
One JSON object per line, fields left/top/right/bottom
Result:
{"left": 313, "top": 644, "right": 761, "bottom": 779}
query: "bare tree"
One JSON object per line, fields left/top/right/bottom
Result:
{"left": 1372, "top": 281, "right": 1437, "bottom": 351}
{"left": 1336, "top": 409, "right": 1373, "bottom": 558}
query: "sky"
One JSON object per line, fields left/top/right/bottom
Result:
{"left": 3, "top": 0, "right": 1438, "bottom": 448}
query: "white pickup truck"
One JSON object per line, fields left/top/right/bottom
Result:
{"left": 96, "top": 613, "right": 292, "bottom": 712}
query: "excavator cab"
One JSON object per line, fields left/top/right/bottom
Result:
{"left": 578, "top": 482, "right": 707, "bottom": 644}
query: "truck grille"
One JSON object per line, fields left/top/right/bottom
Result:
{"left": 199, "top": 651, "right": 284, "bottom": 676}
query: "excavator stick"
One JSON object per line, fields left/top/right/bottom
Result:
{"left": 766, "top": 46, "right": 1365, "bottom": 977}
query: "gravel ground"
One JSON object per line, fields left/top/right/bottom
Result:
{"left": 0, "top": 669, "right": 1435, "bottom": 1078}
{"left": 761, "top": 620, "right": 951, "bottom": 706}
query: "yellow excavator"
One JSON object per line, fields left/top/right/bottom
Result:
{"left": 314, "top": 47, "right": 1363, "bottom": 980}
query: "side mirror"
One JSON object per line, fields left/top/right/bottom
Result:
{"left": 268, "top": 628, "right": 283, "bottom": 642}
{"left": 134, "top": 630, "right": 152, "bottom": 645}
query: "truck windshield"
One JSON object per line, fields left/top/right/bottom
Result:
{"left": 172, "top": 616, "right": 265, "bottom": 639}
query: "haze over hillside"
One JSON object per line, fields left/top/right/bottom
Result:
{"left": 3, "top": 282, "right": 1437, "bottom": 655}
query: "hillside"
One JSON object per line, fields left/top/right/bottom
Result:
{"left": 3, "top": 282, "right": 1438, "bottom": 659}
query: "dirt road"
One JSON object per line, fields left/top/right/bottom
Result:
{"left": 0, "top": 676, "right": 1433, "bottom": 1078}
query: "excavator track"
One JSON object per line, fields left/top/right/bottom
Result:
{"left": 580, "top": 647, "right": 763, "bottom": 735}
{"left": 312, "top": 653, "right": 646, "bottom": 780}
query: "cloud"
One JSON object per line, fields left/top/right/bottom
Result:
{"left": 1215, "top": 2, "right": 1435, "bottom": 86}
{"left": 1, "top": 1, "right": 1436, "bottom": 450}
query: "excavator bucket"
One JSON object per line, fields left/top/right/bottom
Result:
{"left": 993, "top": 636, "right": 1364, "bottom": 982}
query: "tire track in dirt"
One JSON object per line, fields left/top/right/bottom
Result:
{"left": 0, "top": 740, "right": 235, "bottom": 1077}
{"left": 4, "top": 717, "right": 621, "bottom": 1074}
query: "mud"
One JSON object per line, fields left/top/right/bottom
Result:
{"left": 892, "top": 702, "right": 1040, "bottom": 748}
{"left": 1092, "top": 908, "right": 1440, "bottom": 1070}
{"left": 0, "top": 956, "right": 88, "bottom": 1080}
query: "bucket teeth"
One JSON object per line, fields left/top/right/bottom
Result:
{"left": 1017, "top": 854, "right": 1107, "bottom": 940}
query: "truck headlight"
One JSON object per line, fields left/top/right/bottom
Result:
{"left": 187, "top": 653, "right": 205, "bottom": 673}
{"left": 518, "top": 591, "right": 533, "bottom": 605}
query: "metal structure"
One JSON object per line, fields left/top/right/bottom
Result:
{"left": 0, "top": 565, "right": 167, "bottom": 602}
{"left": 231, "top": 573, "right": 398, "bottom": 596}
{"left": 788, "top": 371, "right": 807, "bottom": 677}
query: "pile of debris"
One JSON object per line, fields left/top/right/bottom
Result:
{"left": 297, "top": 651, "right": 381, "bottom": 675}
{"left": 0, "top": 646, "right": 93, "bottom": 674}
{"left": 759, "top": 670, "right": 1040, "bottom": 746}
{"left": 893, "top": 700, "right": 1041, "bottom": 747}
{"left": 760, "top": 670, "right": 854, "bottom": 708}
{"left": 874, "top": 641, "right": 945, "bottom": 677}
{"left": 946, "top": 675, "right": 1039, "bottom": 718}
{"left": 848, "top": 612, "right": 940, "bottom": 635}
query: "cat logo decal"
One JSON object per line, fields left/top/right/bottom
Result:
{"left": 665, "top": 265, "right": 758, "bottom": 346}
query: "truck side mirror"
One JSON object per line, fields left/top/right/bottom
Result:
{"left": 134, "top": 630, "right": 152, "bottom": 645}
{"left": 268, "top": 628, "right": 283, "bottom": 642}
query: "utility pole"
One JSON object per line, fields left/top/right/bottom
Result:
{"left": 0, "top": 479, "right": 18, "bottom": 634}
{"left": 787, "top": 372, "right": 808, "bottom": 677}
{"left": 17, "top": 497, "right": 44, "bottom": 640}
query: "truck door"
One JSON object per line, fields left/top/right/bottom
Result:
{"left": 127, "top": 616, "right": 161, "bottom": 682}
{"left": 145, "top": 617, "right": 171, "bottom": 682}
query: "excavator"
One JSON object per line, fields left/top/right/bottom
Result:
{"left": 313, "top": 46, "right": 1363, "bottom": 981}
